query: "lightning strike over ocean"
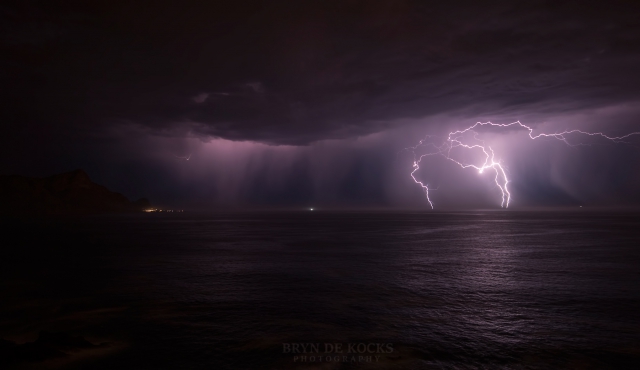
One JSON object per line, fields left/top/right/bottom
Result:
{"left": 409, "top": 121, "right": 640, "bottom": 209}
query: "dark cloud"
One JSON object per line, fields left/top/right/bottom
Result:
{"left": 1, "top": 0, "right": 640, "bottom": 208}
{"left": 2, "top": 0, "right": 640, "bottom": 145}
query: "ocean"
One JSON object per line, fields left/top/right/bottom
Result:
{"left": 1, "top": 211, "right": 639, "bottom": 369}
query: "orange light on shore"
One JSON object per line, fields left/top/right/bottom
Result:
{"left": 144, "top": 209, "right": 184, "bottom": 213}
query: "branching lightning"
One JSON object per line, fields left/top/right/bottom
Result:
{"left": 408, "top": 121, "right": 640, "bottom": 209}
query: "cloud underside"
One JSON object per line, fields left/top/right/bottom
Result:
{"left": 2, "top": 0, "right": 640, "bottom": 145}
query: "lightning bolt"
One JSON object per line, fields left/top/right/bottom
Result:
{"left": 408, "top": 121, "right": 640, "bottom": 209}
{"left": 175, "top": 153, "right": 192, "bottom": 161}
{"left": 410, "top": 161, "right": 435, "bottom": 209}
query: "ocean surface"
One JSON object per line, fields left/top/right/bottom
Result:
{"left": 1, "top": 211, "right": 640, "bottom": 369}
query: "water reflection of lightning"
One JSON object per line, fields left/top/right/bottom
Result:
{"left": 409, "top": 121, "right": 640, "bottom": 209}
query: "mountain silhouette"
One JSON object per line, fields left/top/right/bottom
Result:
{"left": 0, "top": 169, "right": 150, "bottom": 215}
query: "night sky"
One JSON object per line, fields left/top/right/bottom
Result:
{"left": 2, "top": 0, "right": 640, "bottom": 209}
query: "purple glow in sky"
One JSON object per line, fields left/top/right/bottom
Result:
{"left": 2, "top": 1, "right": 640, "bottom": 209}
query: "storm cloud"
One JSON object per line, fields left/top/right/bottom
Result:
{"left": 2, "top": 0, "right": 640, "bottom": 208}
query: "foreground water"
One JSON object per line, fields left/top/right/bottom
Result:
{"left": 1, "top": 211, "right": 639, "bottom": 369}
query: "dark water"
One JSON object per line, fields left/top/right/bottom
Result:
{"left": 1, "top": 211, "right": 640, "bottom": 369}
